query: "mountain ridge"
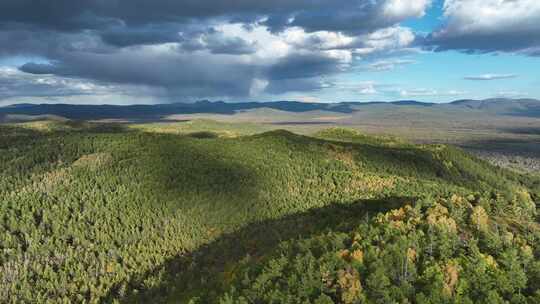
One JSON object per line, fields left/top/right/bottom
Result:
{"left": 1, "top": 98, "right": 539, "bottom": 122}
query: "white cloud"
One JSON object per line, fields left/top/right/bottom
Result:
{"left": 249, "top": 78, "right": 269, "bottom": 97}
{"left": 0, "top": 67, "right": 161, "bottom": 105}
{"left": 216, "top": 23, "right": 291, "bottom": 61}
{"left": 446, "top": 90, "right": 468, "bottom": 96}
{"left": 354, "top": 26, "right": 416, "bottom": 56}
{"left": 283, "top": 28, "right": 355, "bottom": 50}
{"left": 383, "top": 0, "right": 432, "bottom": 19}
{"left": 358, "top": 81, "right": 378, "bottom": 95}
{"left": 366, "top": 58, "right": 416, "bottom": 71}
{"left": 276, "top": 25, "right": 417, "bottom": 58}
{"left": 441, "top": 0, "right": 540, "bottom": 34}
{"left": 294, "top": 96, "right": 321, "bottom": 103}
{"left": 428, "top": 0, "right": 540, "bottom": 54}
{"left": 400, "top": 88, "right": 438, "bottom": 97}
{"left": 399, "top": 88, "right": 467, "bottom": 97}
{"left": 464, "top": 73, "right": 517, "bottom": 80}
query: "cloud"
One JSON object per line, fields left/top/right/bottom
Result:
{"left": 281, "top": 26, "right": 417, "bottom": 58}
{"left": 464, "top": 74, "right": 517, "bottom": 81}
{"left": 292, "top": 96, "right": 321, "bottom": 103}
{"left": 333, "top": 80, "right": 401, "bottom": 97}
{"left": 424, "top": 0, "right": 540, "bottom": 55}
{"left": 399, "top": 88, "right": 467, "bottom": 97}
{"left": 19, "top": 62, "right": 58, "bottom": 75}
{"left": 179, "top": 28, "right": 258, "bottom": 55}
{"left": 399, "top": 88, "right": 438, "bottom": 97}
{"left": 267, "top": 52, "right": 349, "bottom": 80}
{"left": 354, "top": 26, "right": 416, "bottom": 55}
{"left": 265, "top": 78, "right": 331, "bottom": 94}
{"left": 0, "top": 67, "right": 116, "bottom": 100}
{"left": 0, "top": 29, "right": 115, "bottom": 58}
{"left": 358, "top": 82, "right": 378, "bottom": 95}
{"left": 334, "top": 80, "right": 470, "bottom": 100}
{"left": 100, "top": 25, "right": 184, "bottom": 47}
{"left": 285, "top": 0, "right": 430, "bottom": 35}
{"left": 0, "top": 0, "right": 430, "bottom": 34}
{"left": 11, "top": 25, "right": 352, "bottom": 99}
{"left": 283, "top": 28, "right": 355, "bottom": 50}
{"left": 365, "top": 58, "right": 416, "bottom": 71}
{"left": 446, "top": 90, "right": 468, "bottom": 96}
{"left": 382, "top": 0, "right": 431, "bottom": 19}
{"left": 0, "top": 0, "right": 431, "bottom": 102}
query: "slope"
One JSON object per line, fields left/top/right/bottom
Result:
{"left": 0, "top": 121, "right": 537, "bottom": 303}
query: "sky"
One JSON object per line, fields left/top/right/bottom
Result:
{"left": 0, "top": 0, "right": 539, "bottom": 105}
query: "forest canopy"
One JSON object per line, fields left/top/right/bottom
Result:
{"left": 0, "top": 120, "right": 538, "bottom": 303}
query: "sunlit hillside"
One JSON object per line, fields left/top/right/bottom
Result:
{"left": 0, "top": 120, "right": 538, "bottom": 303}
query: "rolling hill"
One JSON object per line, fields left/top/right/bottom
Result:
{"left": 0, "top": 120, "right": 538, "bottom": 303}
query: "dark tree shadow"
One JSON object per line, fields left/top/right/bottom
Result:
{"left": 103, "top": 197, "right": 412, "bottom": 303}
{"left": 116, "top": 131, "right": 261, "bottom": 204}
{"left": 0, "top": 124, "right": 53, "bottom": 148}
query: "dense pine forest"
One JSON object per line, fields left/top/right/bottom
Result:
{"left": 0, "top": 120, "right": 539, "bottom": 303}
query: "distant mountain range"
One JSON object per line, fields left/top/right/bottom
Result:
{"left": 1, "top": 98, "right": 539, "bottom": 122}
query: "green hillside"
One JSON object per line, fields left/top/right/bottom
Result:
{"left": 0, "top": 120, "right": 538, "bottom": 303}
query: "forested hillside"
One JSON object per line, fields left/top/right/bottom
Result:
{"left": 0, "top": 120, "right": 538, "bottom": 303}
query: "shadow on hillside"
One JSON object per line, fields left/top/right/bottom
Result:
{"left": 252, "top": 130, "right": 494, "bottom": 191}
{"left": 0, "top": 101, "right": 361, "bottom": 121}
{"left": 125, "top": 132, "right": 261, "bottom": 204}
{"left": 104, "top": 196, "right": 412, "bottom": 303}
{"left": 458, "top": 137, "right": 540, "bottom": 157}
{"left": 2, "top": 123, "right": 259, "bottom": 206}
{"left": 505, "top": 107, "right": 540, "bottom": 118}
{"left": 0, "top": 124, "right": 47, "bottom": 148}
{"left": 498, "top": 127, "right": 540, "bottom": 136}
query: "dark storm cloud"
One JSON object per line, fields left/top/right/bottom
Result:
{"left": 260, "top": 14, "right": 293, "bottom": 34}
{"left": 0, "top": 29, "right": 114, "bottom": 58}
{"left": 99, "top": 22, "right": 257, "bottom": 53}
{"left": 20, "top": 50, "right": 260, "bottom": 98}
{"left": 0, "top": 25, "right": 258, "bottom": 97}
{"left": 19, "top": 62, "right": 58, "bottom": 74}
{"left": 287, "top": 5, "right": 391, "bottom": 35}
{"left": 424, "top": 31, "right": 540, "bottom": 55}
{"left": 259, "top": 1, "right": 412, "bottom": 35}
{"left": 0, "top": 0, "right": 419, "bottom": 35}
{"left": 0, "top": 0, "right": 312, "bottom": 30}
{"left": 20, "top": 51, "right": 338, "bottom": 97}
{"left": 0, "top": 0, "right": 429, "bottom": 100}
{"left": 267, "top": 53, "right": 343, "bottom": 80}
{"left": 179, "top": 29, "right": 257, "bottom": 55}
{"left": 265, "top": 78, "right": 330, "bottom": 94}
{"left": 101, "top": 27, "right": 183, "bottom": 47}
{"left": 200, "top": 35, "right": 257, "bottom": 55}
